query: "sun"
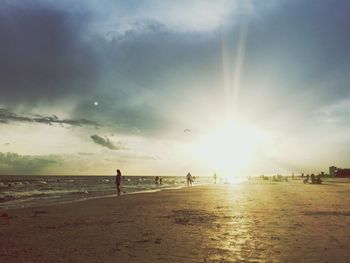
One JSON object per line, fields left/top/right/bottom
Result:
{"left": 194, "top": 120, "right": 264, "bottom": 177}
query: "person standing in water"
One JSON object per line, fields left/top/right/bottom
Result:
{"left": 186, "top": 172, "right": 193, "bottom": 187}
{"left": 213, "top": 173, "right": 217, "bottom": 184}
{"left": 115, "top": 169, "right": 122, "bottom": 195}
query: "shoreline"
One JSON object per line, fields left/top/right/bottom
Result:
{"left": 0, "top": 182, "right": 210, "bottom": 211}
{"left": 1, "top": 175, "right": 212, "bottom": 210}
{"left": 0, "top": 177, "right": 347, "bottom": 211}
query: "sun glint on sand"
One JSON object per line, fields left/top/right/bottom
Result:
{"left": 1, "top": 180, "right": 350, "bottom": 262}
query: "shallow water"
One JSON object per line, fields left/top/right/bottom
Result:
{"left": 0, "top": 175, "right": 210, "bottom": 209}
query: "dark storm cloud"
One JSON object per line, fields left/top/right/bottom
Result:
{"left": 0, "top": 1, "right": 223, "bottom": 134}
{"left": 0, "top": 2, "right": 98, "bottom": 104}
{"left": 226, "top": 0, "right": 350, "bottom": 129}
{"left": 2, "top": 0, "right": 350, "bottom": 135}
{"left": 81, "top": 1, "right": 350, "bottom": 133}
{"left": 90, "top": 135, "right": 125, "bottom": 150}
{"left": 0, "top": 108, "right": 99, "bottom": 127}
{"left": 243, "top": 0, "right": 350, "bottom": 97}
{"left": 72, "top": 19, "right": 223, "bottom": 134}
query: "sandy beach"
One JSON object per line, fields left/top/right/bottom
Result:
{"left": 1, "top": 179, "right": 350, "bottom": 262}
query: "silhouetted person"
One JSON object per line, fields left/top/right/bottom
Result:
{"left": 159, "top": 177, "right": 163, "bottom": 185}
{"left": 115, "top": 169, "right": 122, "bottom": 195}
{"left": 316, "top": 174, "right": 322, "bottom": 184}
{"left": 186, "top": 172, "right": 193, "bottom": 187}
{"left": 213, "top": 173, "right": 217, "bottom": 184}
{"left": 311, "top": 173, "right": 316, "bottom": 183}
{"left": 155, "top": 176, "right": 159, "bottom": 184}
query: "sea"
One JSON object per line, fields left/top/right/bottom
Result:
{"left": 0, "top": 175, "right": 211, "bottom": 209}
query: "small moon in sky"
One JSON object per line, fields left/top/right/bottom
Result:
{"left": 94, "top": 101, "right": 99, "bottom": 106}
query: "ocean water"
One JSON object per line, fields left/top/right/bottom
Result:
{"left": 0, "top": 175, "right": 211, "bottom": 209}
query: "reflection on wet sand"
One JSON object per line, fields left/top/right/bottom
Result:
{"left": 1, "top": 180, "right": 349, "bottom": 262}
{"left": 201, "top": 181, "right": 350, "bottom": 262}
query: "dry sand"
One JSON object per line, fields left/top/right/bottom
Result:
{"left": 1, "top": 179, "right": 350, "bottom": 262}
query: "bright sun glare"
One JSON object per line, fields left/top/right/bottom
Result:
{"left": 194, "top": 121, "right": 264, "bottom": 178}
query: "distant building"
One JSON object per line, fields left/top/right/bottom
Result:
{"left": 329, "top": 166, "right": 337, "bottom": 177}
{"left": 329, "top": 166, "right": 350, "bottom": 178}
{"left": 336, "top": 169, "right": 350, "bottom": 178}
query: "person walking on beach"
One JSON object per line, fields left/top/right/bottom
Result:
{"left": 186, "top": 172, "right": 193, "bottom": 187}
{"left": 115, "top": 169, "right": 122, "bottom": 195}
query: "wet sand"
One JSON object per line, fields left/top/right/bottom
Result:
{"left": 1, "top": 179, "right": 350, "bottom": 262}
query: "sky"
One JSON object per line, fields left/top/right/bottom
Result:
{"left": 1, "top": 0, "right": 350, "bottom": 176}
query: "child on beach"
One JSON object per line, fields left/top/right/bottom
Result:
{"left": 115, "top": 169, "right": 122, "bottom": 195}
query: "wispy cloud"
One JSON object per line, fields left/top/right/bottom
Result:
{"left": 0, "top": 108, "right": 99, "bottom": 127}
{"left": 90, "top": 134, "right": 126, "bottom": 150}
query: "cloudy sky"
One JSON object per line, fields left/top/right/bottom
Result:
{"left": 1, "top": 0, "right": 350, "bottom": 176}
